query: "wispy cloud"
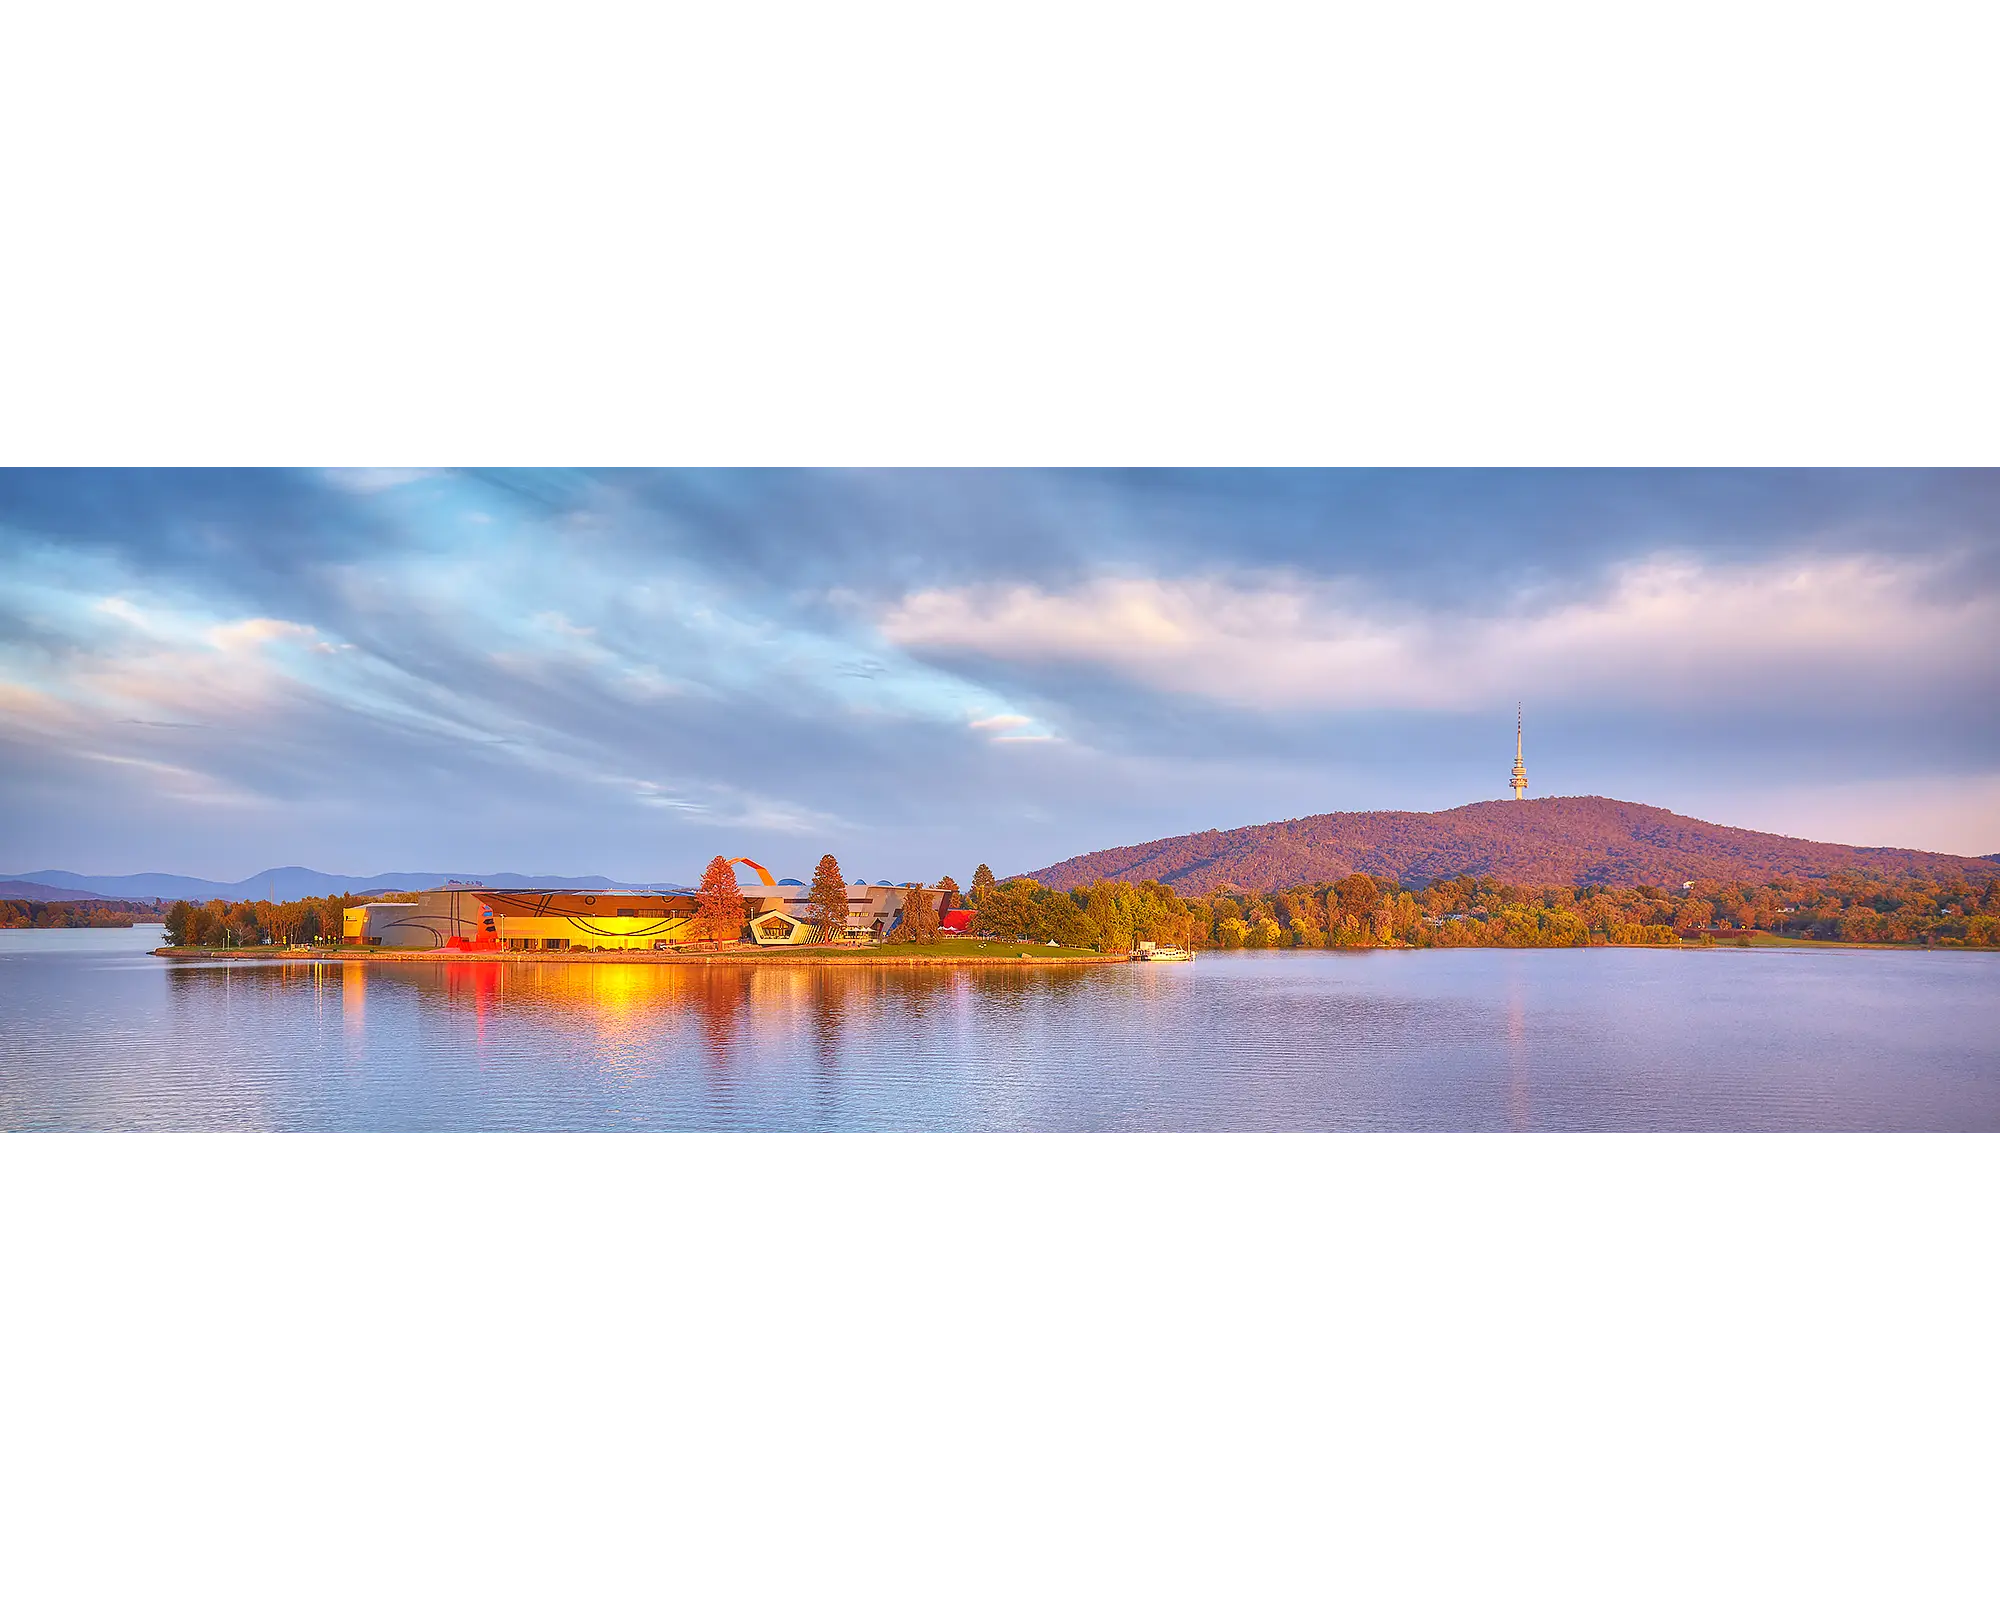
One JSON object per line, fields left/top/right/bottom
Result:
{"left": 323, "top": 468, "right": 440, "bottom": 494}
{"left": 206, "top": 617, "right": 320, "bottom": 652}
{"left": 882, "top": 555, "right": 2000, "bottom": 713}
{"left": 3, "top": 469, "right": 1996, "bottom": 874}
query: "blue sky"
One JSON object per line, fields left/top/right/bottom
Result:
{"left": 2, "top": 468, "right": 1996, "bottom": 881}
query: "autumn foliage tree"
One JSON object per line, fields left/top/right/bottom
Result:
{"left": 694, "top": 855, "right": 749, "bottom": 945}
{"left": 153, "top": 891, "right": 402, "bottom": 948}
{"left": 1, "top": 898, "right": 161, "bottom": 930}
{"left": 968, "top": 880, "right": 1033, "bottom": 940}
{"left": 970, "top": 863, "right": 997, "bottom": 902}
{"left": 807, "top": 853, "right": 849, "bottom": 943}
{"left": 267, "top": 899, "right": 305, "bottom": 947}
{"left": 117, "top": 863, "right": 2000, "bottom": 956}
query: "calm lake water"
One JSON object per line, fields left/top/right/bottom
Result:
{"left": 3, "top": 925, "right": 1996, "bottom": 1130}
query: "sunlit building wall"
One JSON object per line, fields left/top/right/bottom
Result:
{"left": 342, "top": 879, "right": 921, "bottom": 949}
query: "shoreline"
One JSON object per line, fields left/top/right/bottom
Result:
{"left": 142, "top": 937, "right": 1992, "bottom": 964}
{"left": 150, "top": 943, "right": 1124, "bottom": 966}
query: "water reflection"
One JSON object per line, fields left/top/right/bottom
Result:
{"left": 9, "top": 946, "right": 1990, "bottom": 1131}
{"left": 1505, "top": 971, "right": 1530, "bottom": 1131}
{"left": 222, "top": 957, "right": 1100, "bottom": 1023}
{"left": 344, "top": 960, "right": 366, "bottom": 1035}
{"left": 799, "top": 971, "right": 835, "bottom": 1114}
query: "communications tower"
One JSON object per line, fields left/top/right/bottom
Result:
{"left": 1510, "top": 704, "right": 1527, "bottom": 799}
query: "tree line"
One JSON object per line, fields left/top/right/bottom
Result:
{"left": 161, "top": 892, "right": 417, "bottom": 947}
{"left": 152, "top": 861, "right": 2000, "bottom": 951}
{"left": 966, "top": 867, "right": 2000, "bottom": 951}
{"left": 1, "top": 898, "right": 164, "bottom": 930}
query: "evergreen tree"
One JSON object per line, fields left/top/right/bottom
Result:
{"left": 694, "top": 854, "right": 748, "bottom": 945}
{"left": 936, "top": 875, "right": 961, "bottom": 912}
{"left": 970, "top": 863, "right": 997, "bottom": 902}
{"left": 894, "top": 884, "right": 940, "bottom": 943}
{"left": 807, "top": 854, "right": 849, "bottom": 943}
{"left": 193, "top": 900, "right": 226, "bottom": 946}
{"left": 969, "top": 881, "right": 1032, "bottom": 940}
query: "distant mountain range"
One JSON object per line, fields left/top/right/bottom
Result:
{"left": 0, "top": 868, "right": 689, "bottom": 904}
{"left": 1022, "top": 797, "right": 2000, "bottom": 892}
{"left": 0, "top": 878, "right": 125, "bottom": 903}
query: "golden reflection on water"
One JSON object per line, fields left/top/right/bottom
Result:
{"left": 168, "top": 958, "right": 1104, "bottom": 1074}
{"left": 343, "top": 959, "right": 366, "bottom": 1034}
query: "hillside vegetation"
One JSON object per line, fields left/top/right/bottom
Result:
{"left": 1024, "top": 797, "right": 1998, "bottom": 892}
{"left": 972, "top": 871, "right": 2000, "bottom": 950}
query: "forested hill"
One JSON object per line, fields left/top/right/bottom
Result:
{"left": 1022, "top": 798, "right": 2000, "bottom": 892}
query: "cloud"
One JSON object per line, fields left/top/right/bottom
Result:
{"left": 95, "top": 596, "right": 149, "bottom": 628}
{"left": 5, "top": 469, "right": 1999, "bottom": 873}
{"left": 323, "top": 468, "right": 441, "bottom": 494}
{"left": 967, "top": 711, "right": 1057, "bottom": 744}
{"left": 880, "top": 555, "right": 2000, "bottom": 713}
{"left": 205, "top": 617, "right": 320, "bottom": 652}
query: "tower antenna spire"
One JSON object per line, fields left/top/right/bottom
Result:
{"left": 1510, "top": 703, "right": 1528, "bottom": 799}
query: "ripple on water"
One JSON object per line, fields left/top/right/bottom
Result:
{"left": 1, "top": 932, "right": 1996, "bottom": 1130}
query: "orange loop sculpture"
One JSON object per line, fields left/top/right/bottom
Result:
{"left": 725, "top": 856, "right": 777, "bottom": 887}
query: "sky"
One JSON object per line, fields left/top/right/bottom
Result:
{"left": 1, "top": 468, "right": 1996, "bottom": 883}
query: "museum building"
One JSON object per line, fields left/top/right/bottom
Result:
{"left": 341, "top": 861, "right": 919, "bottom": 951}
